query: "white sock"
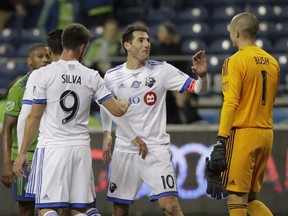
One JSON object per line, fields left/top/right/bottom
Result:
{"left": 43, "top": 210, "right": 58, "bottom": 216}
{"left": 87, "top": 208, "right": 101, "bottom": 216}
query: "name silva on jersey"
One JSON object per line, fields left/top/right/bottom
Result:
{"left": 62, "top": 75, "right": 81, "bottom": 84}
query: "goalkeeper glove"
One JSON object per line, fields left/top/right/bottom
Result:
{"left": 206, "top": 158, "right": 228, "bottom": 199}
{"left": 207, "top": 136, "right": 227, "bottom": 173}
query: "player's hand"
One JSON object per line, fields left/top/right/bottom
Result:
{"left": 206, "top": 158, "right": 228, "bottom": 199}
{"left": 207, "top": 136, "right": 227, "bottom": 173}
{"left": 191, "top": 50, "right": 207, "bottom": 78}
{"left": 102, "top": 130, "right": 113, "bottom": 164}
{"left": 1, "top": 163, "right": 14, "bottom": 188}
{"left": 132, "top": 136, "right": 148, "bottom": 160}
{"left": 13, "top": 153, "right": 29, "bottom": 178}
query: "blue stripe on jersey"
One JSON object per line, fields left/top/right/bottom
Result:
{"left": 106, "top": 64, "right": 124, "bottom": 74}
{"left": 70, "top": 201, "right": 96, "bottom": 209}
{"left": 150, "top": 191, "right": 178, "bottom": 202}
{"left": 25, "top": 193, "right": 35, "bottom": 198}
{"left": 26, "top": 148, "right": 38, "bottom": 196}
{"left": 107, "top": 196, "right": 134, "bottom": 204}
{"left": 147, "top": 59, "right": 164, "bottom": 65}
{"left": 33, "top": 99, "right": 47, "bottom": 104}
{"left": 179, "top": 77, "right": 193, "bottom": 93}
{"left": 36, "top": 202, "right": 69, "bottom": 209}
{"left": 98, "top": 94, "right": 112, "bottom": 104}
{"left": 22, "top": 99, "right": 32, "bottom": 105}
{"left": 36, "top": 148, "right": 45, "bottom": 204}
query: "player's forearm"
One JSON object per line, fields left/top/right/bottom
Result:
{"left": 194, "top": 75, "right": 209, "bottom": 95}
{"left": 218, "top": 104, "right": 237, "bottom": 138}
{"left": 19, "top": 114, "right": 41, "bottom": 155}
{"left": 1, "top": 122, "right": 14, "bottom": 163}
{"left": 17, "top": 105, "right": 31, "bottom": 152}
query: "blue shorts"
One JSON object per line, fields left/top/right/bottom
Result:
{"left": 12, "top": 166, "right": 35, "bottom": 202}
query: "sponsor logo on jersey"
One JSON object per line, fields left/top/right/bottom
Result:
{"left": 145, "top": 77, "right": 156, "bottom": 88}
{"left": 144, "top": 92, "right": 157, "bottom": 106}
{"left": 109, "top": 182, "right": 117, "bottom": 193}
{"left": 118, "top": 83, "right": 125, "bottom": 89}
{"left": 68, "top": 64, "right": 75, "bottom": 70}
{"left": 130, "top": 81, "right": 141, "bottom": 88}
{"left": 129, "top": 97, "right": 140, "bottom": 104}
{"left": 5, "top": 101, "right": 15, "bottom": 111}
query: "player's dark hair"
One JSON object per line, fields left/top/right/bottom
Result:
{"left": 47, "top": 29, "right": 63, "bottom": 55}
{"left": 62, "top": 23, "right": 91, "bottom": 50}
{"left": 122, "top": 23, "right": 150, "bottom": 53}
{"left": 28, "top": 44, "right": 47, "bottom": 57}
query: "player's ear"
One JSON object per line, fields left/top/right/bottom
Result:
{"left": 27, "top": 57, "right": 32, "bottom": 68}
{"left": 123, "top": 41, "right": 130, "bottom": 51}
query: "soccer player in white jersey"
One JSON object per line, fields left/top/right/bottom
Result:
{"left": 100, "top": 24, "right": 209, "bottom": 216}
{"left": 17, "top": 29, "right": 101, "bottom": 216}
{"left": 13, "top": 23, "right": 130, "bottom": 216}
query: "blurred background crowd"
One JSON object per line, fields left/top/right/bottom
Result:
{"left": 0, "top": 0, "right": 287, "bottom": 126}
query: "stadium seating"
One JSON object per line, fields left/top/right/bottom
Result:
{"left": 0, "top": 43, "right": 16, "bottom": 57}
{"left": 273, "top": 38, "right": 288, "bottom": 53}
{"left": 211, "top": 5, "right": 243, "bottom": 22}
{"left": 245, "top": 4, "right": 275, "bottom": 21}
{"left": 177, "top": 6, "right": 208, "bottom": 23}
{"left": 181, "top": 39, "right": 207, "bottom": 54}
{"left": 255, "top": 37, "right": 273, "bottom": 52}
{"left": 210, "top": 21, "right": 230, "bottom": 38}
{"left": 0, "top": 28, "right": 17, "bottom": 44}
{"left": 16, "top": 42, "right": 40, "bottom": 57}
{"left": 179, "top": 22, "right": 210, "bottom": 40}
{"left": 208, "top": 39, "right": 236, "bottom": 54}
{"left": 21, "top": 28, "right": 45, "bottom": 43}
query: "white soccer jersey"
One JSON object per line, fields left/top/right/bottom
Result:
{"left": 104, "top": 60, "right": 193, "bottom": 152}
{"left": 33, "top": 60, "right": 112, "bottom": 147}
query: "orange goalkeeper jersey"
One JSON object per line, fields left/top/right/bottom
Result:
{"left": 218, "top": 45, "right": 280, "bottom": 137}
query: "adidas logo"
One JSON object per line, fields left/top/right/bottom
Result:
{"left": 229, "top": 180, "right": 236, "bottom": 185}
{"left": 118, "top": 83, "right": 125, "bottom": 89}
{"left": 42, "top": 194, "right": 50, "bottom": 200}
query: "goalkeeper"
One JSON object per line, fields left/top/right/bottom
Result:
{"left": 206, "top": 12, "right": 279, "bottom": 216}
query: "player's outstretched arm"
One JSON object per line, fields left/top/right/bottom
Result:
{"left": 101, "top": 97, "right": 130, "bottom": 117}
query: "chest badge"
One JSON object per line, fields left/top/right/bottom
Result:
{"left": 145, "top": 77, "right": 156, "bottom": 88}
{"left": 131, "top": 81, "right": 141, "bottom": 88}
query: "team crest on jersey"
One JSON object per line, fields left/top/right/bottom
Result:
{"left": 223, "top": 81, "right": 229, "bottom": 91}
{"left": 68, "top": 64, "right": 75, "bottom": 70}
{"left": 5, "top": 101, "right": 15, "bottom": 111}
{"left": 144, "top": 91, "right": 157, "bottom": 106}
{"left": 109, "top": 182, "right": 117, "bottom": 193}
{"left": 131, "top": 81, "right": 141, "bottom": 88}
{"left": 145, "top": 77, "right": 156, "bottom": 88}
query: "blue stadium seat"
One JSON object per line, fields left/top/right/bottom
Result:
{"left": 177, "top": 6, "right": 208, "bottom": 23}
{"left": 272, "top": 5, "right": 288, "bottom": 21}
{"left": 211, "top": 21, "right": 230, "bottom": 38}
{"left": 208, "top": 39, "right": 236, "bottom": 54}
{"left": 211, "top": 5, "right": 242, "bottom": 22}
{"left": 146, "top": 8, "right": 176, "bottom": 25}
{"left": 116, "top": 8, "right": 145, "bottom": 25}
{"left": 21, "top": 28, "right": 45, "bottom": 43}
{"left": 0, "top": 61, "right": 20, "bottom": 82}
{"left": 258, "top": 21, "right": 276, "bottom": 38}
{"left": 245, "top": 4, "right": 275, "bottom": 21}
{"left": 0, "top": 43, "right": 16, "bottom": 57}
{"left": 89, "top": 26, "right": 104, "bottom": 40}
{"left": 273, "top": 38, "right": 288, "bottom": 53}
{"left": 273, "top": 22, "right": 288, "bottom": 38}
{"left": 16, "top": 42, "right": 40, "bottom": 57}
{"left": 255, "top": 37, "right": 273, "bottom": 52}
{"left": 179, "top": 22, "right": 210, "bottom": 40}
{"left": 181, "top": 39, "right": 207, "bottom": 54}
{"left": 0, "top": 28, "right": 17, "bottom": 43}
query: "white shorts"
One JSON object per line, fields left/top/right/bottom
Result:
{"left": 107, "top": 147, "right": 178, "bottom": 204}
{"left": 26, "top": 145, "right": 95, "bottom": 209}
